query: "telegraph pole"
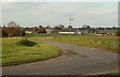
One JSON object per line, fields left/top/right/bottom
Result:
{"left": 69, "top": 15, "right": 74, "bottom": 34}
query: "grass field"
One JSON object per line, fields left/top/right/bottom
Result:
{"left": 2, "top": 33, "right": 119, "bottom": 66}
{"left": 51, "top": 35, "right": 119, "bottom": 53}
{"left": 25, "top": 33, "right": 119, "bottom": 53}
{"left": 2, "top": 37, "right": 62, "bottom": 66}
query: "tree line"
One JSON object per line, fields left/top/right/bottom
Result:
{"left": 2, "top": 21, "right": 25, "bottom": 37}
{"left": 31, "top": 25, "right": 46, "bottom": 33}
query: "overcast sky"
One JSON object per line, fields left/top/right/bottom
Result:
{"left": 2, "top": 1, "right": 118, "bottom": 28}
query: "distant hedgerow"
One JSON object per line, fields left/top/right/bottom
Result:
{"left": 16, "top": 39, "right": 37, "bottom": 47}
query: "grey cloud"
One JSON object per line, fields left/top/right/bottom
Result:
{"left": 2, "top": 2, "right": 118, "bottom": 27}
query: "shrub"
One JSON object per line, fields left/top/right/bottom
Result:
{"left": 16, "top": 39, "right": 37, "bottom": 47}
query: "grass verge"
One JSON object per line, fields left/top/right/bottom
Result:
{"left": 24, "top": 33, "right": 119, "bottom": 53}
{"left": 2, "top": 37, "right": 62, "bottom": 66}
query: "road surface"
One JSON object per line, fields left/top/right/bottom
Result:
{"left": 2, "top": 41, "right": 119, "bottom": 75}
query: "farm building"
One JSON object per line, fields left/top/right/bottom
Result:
{"left": 24, "top": 28, "right": 32, "bottom": 33}
{"left": 96, "top": 29, "right": 118, "bottom": 35}
{"left": 45, "top": 28, "right": 53, "bottom": 34}
{"left": 58, "top": 28, "right": 81, "bottom": 34}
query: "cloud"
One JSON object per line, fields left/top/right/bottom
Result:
{"left": 2, "top": 2, "right": 118, "bottom": 27}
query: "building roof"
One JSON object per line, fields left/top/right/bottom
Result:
{"left": 98, "top": 29, "right": 118, "bottom": 33}
{"left": 59, "top": 28, "right": 80, "bottom": 32}
{"left": 24, "top": 28, "right": 32, "bottom": 31}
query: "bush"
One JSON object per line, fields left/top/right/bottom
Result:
{"left": 16, "top": 39, "right": 37, "bottom": 47}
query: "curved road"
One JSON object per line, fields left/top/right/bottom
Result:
{"left": 3, "top": 41, "right": 119, "bottom": 75}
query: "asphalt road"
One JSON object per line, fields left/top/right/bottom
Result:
{"left": 2, "top": 41, "right": 119, "bottom": 75}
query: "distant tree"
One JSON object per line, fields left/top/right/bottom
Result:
{"left": 112, "top": 26, "right": 117, "bottom": 30}
{"left": 2, "top": 21, "right": 25, "bottom": 37}
{"left": 46, "top": 25, "right": 52, "bottom": 29}
{"left": 54, "top": 26, "right": 58, "bottom": 29}
{"left": 3, "top": 25, "right": 6, "bottom": 27}
{"left": 32, "top": 26, "right": 46, "bottom": 33}
{"left": 105, "top": 27, "right": 111, "bottom": 30}
{"left": 2, "top": 28, "right": 8, "bottom": 37}
{"left": 98, "top": 27, "right": 104, "bottom": 30}
{"left": 32, "top": 27, "right": 38, "bottom": 33}
{"left": 68, "top": 25, "right": 73, "bottom": 29}
{"left": 58, "top": 24, "right": 65, "bottom": 29}
{"left": 82, "top": 25, "right": 91, "bottom": 29}
{"left": 39, "top": 25, "right": 43, "bottom": 28}
{"left": 17, "top": 24, "right": 20, "bottom": 27}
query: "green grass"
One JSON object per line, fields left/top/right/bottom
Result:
{"left": 2, "top": 37, "right": 62, "bottom": 66}
{"left": 2, "top": 33, "right": 119, "bottom": 67}
{"left": 24, "top": 33, "right": 119, "bottom": 53}
{"left": 51, "top": 35, "right": 119, "bottom": 53}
